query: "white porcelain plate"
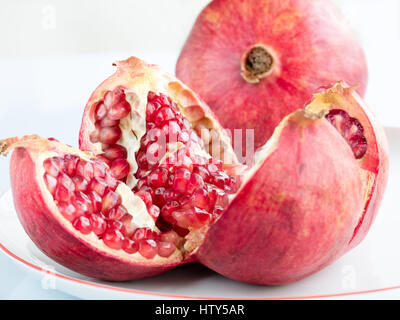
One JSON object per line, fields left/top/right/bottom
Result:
{"left": 0, "top": 128, "right": 400, "bottom": 300}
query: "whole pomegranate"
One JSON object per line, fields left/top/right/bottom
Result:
{"left": 176, "top": 0, "right": 368, "bottom": 152}
{"left": 0, "top": 58, "right": 387, "bottom": 285}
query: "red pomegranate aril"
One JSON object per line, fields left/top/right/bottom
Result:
{"left": 72, "top": 175, "right": 88, "bottom": 192}
{"left": 163, "top": 189, "right": 179, "bottom": 202}
{"left": 94, "top": 102, "right": 107, "bottom": 121}
{"left": 75, "top": 191, "right": 93, "bottom": 216}
{"left": 107, "top": 205, "right": 127, "bottom": 220}
{"left": 102, "top": 230, "right": 124, "bottom": 250}
{"left": 96, "top": 155, "right": 112, "bottom": 167}
{"left": 147, "top": 167, "right": 168, "bottom": 188}
{"left": 88, "top": 190, "right": 102, "bottom": 213}
{"left": 76, "top": 160, "right": 94, "bottom": 180}
{"left": 154, "top": 107, "right": 176, "bottom": 126}
{"left": 153, "top": 187, "right": 166, "bottom": 206}
{"left": 172, "top": 207, "right": 211, "bottom": 229}
{"left": 123, "top": 239, "right": 138, "bottom": 254}
{"left": 103, "top": 145, "right": 127, "bottom": 161}
{"left": 104, "top": 88, "right": 125, "bottom": 108}
{"left": 105, "top": 171, "right": 119, "bottom": 191}
{"left": 172, "top": 168, "right": 191, "bottom": 193}
{"left": 159, "top": 230, "right": 180, "bottom": 245}
{"left": 64, "top": 155, "right": 79, "bottom": 176}
{"left": 161, "top": 201, "right": 180, "bottom": 224}
{"left": 106, "top": 220, "right": 124, "bottom": 232}
{"left": 147, "top": 127, "right": 164, "bottom": 143}
{"left": 186, "top": 173, "right": 204, "bottom": 195}
{"left": 149, "top": 205, "right": 160, "bottom": 221}
{"left": 110, "top": 158, "right": 130, "bottom": 180}
{"left": 98, "top": 117, "right": 120, "bottom": 128}
{"left": 54, "top": 174, "right": 75, "bottom": 202}
{"left": 98, "top": 126, "right": 122, "bottom": 145}
{"left": 138, "top": 239, "right": 158, "bottom": 259}
{"left": 146, "top": 101, "right": 159, "bottom": 121}
{"left": 57, "top": 202, "right": 76, "bottom": 221}
{"left": 325, "top": 109, "right": 368, "bottom": 160}
{"left": 193, "top": 166, "right": 210, "bottom": 181}
{"left": 43, "top": 157, "right": 63, "bottom": 177}
{"left": 102, "top": 190, "right": 121, "bottom": 213}
{"left": 132, "top": 228, "right": 158, "bottom": 242}
{"left": 158, "top": 241, "right": 176, "bottom": 258}
{"left": 146, "top": 142, "right": 165, "bottom": 165}
{"left": 190, "top": 188, "right": 211, "bottom": 211}
{"left": 89, "top": 214, "right": 107, "bottom": 235}
{"left": 93, "top": 159, "right": 107, "bottom": 178}
{"left": 73, "top": 216, "right": 92, "bottom": 235}
{"left": 108, "top": 100, "right": 131, "bottom": 120}
{"left": 135, "top": 190, "right": 152, "bottom": 207}
{"left": 44, "top": 174, "right": 57, "bottom": 195}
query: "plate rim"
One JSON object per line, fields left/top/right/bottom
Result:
{"left": 1, "top": 236, "right": 400, "bottom": 300}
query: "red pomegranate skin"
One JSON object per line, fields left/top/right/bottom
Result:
{"left": 195, "top": 111, "right": 364, "bottom": 285}
{"left": 9, "top": 144, "right": 182, "bottom": 281}
{"left": 176, "top": 0, "right": 368, "bottom": 151}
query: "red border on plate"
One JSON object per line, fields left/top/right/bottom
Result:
{"left": 1, "top": 241, "right": 400, "bottom": 299}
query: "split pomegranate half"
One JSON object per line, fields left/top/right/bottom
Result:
{"left": 0, "top": 58, "right": 387, "bottom": 285}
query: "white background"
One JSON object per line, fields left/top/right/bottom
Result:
{"left": 0, "top": 0, "right": 399, "bottom": 298}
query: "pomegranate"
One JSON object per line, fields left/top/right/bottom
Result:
{"left": 176, "top": 0, "right": 368, "bottom": 152}
{"left": 0, "top": 57, "right": 386, "bottom": 285}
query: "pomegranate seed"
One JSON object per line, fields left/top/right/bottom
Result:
{"left": 75, "top": 191, "right": 93, "bottom": 216}
{"left": 153, "top": 187, "right": 166, "bottom": 206}
{"left": 76, "top": 160, "right": 94, "bottom": 180}
{"left": 44, "top": 157, "right": 64, "bottom": 177}
{"left": 172, "top": 168, "right": 191, "bottom": 193}
{"left": 104, "top": 88, "right": 125, "bottom": 107}
{"left": 102, "top": 190, "right": 121, "bottom": 213}
{"left": 98, "top": 117, "right": 119, "bottom": 127}
{"left": 64, "top": 155, "right": 79, "bottom": 176}
{"left": 106, "top": 220, "right": 124, "bottom": 232}
{"left": 123, "top": 239, "right": 138, "bottom": 254}
{"left": 120, "top": 214, "right": 135, "bottom": 237}
{"left": 172, "top": 207, "right": 211, "bottom": 229}
{"left": 159, "top": 230, "right": 179, "bottom": 245}
{"left": 73, "top": 216, "right": 92, "bottom": 234}
{"left": 57, "top": 202, "right": 76, "bottom": 221}
{"left": 138, "top": 240, "right": 158, "bottom": 259}
{"left": 163, "top": 189, "right": 179, "bottom": 202}
{"left": 186, "top": 173, "right": 204, "bottom": 195}
{"left": 105, "top": 171, "right": 119, "bottom": 191}
{"left": 154, "top": 107, "right": 176, "bottom": 126}
{"left": 99, "top": 126, "right": 122, "bottom": 145}
{"left": 149, "top": 205, "right": 160, "bottom": 221}
{"left": 158, "top": 241, "right": 176, "bottom": 258}
{"left": 103, "top": 145, "right": 127, "bottom": 160}
{"left": 135, "top": 190, "right": 152, "bottom": 207}
{"left": 44, "top": 174, "right": 57, "bottom": 195}
{"left": 106, "top": 205, "right": 127, "bottom": 220}
{"left": 108, "top": 100, "right": 131, "bottom": 120}
{"left": 213, "top": 206, "right": 224, "bottom": 216}
{"left": 207, "top": 163, "right": 219, "bottom": 173}
{"left": 93, "top": 159, "right": 107, "bottom": 178}
{"left": 146, "top": 142, "right": 165, "bottom": 165}
{"left": 161, "top": 201, "right": 180, "bottom": 224}
{"left": 193, "top": 166, "right": 210, "bottom": 181}
{"left": 102, "top": 230, "right": 124, "bottom": 250}
{"left": 147, "top": 167, "right": 168, "bottom": 188}
{"left": 87, "top": 190, "right": 102, "bottom": 213}
{"left": 95, "top": 102, "right": 107, "bottom": 121}
{"left": 89, "top": 178, "right": 108, "bottom": 196}
{"left": 89, "top": 214, "right": 107, "bottom": 236}
{"left": 72, "top": 175, "right": 88, "bottom": 192}
{"left": 190, "top": 188, "right": 211, "bottom": 210}
{"left": 111, "top": 158, "right": 130, "bottom": 180}
{"left": 132, "top": 228, "right": 158, "bottom": 242}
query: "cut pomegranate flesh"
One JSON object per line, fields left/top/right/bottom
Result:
{"left": 325, "top": 109, "right": 368, "bottom": 159}
{"left": 44, "top": 91, "right": 239, "bottom": 260}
